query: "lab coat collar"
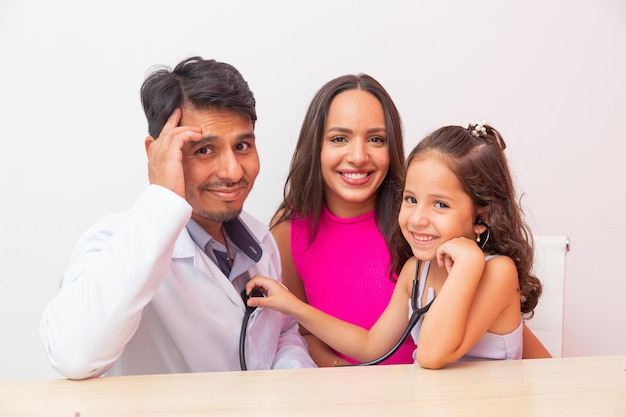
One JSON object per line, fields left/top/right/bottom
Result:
{"left": 172, "top": 211, "right": 269, "bottom": 260}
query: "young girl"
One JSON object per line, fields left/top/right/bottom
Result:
{"left": 247, "top": 122, "right": 543, "bottom": 368}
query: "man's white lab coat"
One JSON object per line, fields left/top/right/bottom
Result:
{"left": 40, "top": 185, "right": 315, "bottom": 379}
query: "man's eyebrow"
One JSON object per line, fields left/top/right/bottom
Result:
{"left": 191, "top": 132, "right": 256, "bottom": 146}
{"left": 185, "top": 136, "right": 217, "bottom": 148}
{"left": 236, "top": 132, "right": 256, "bottom": 141}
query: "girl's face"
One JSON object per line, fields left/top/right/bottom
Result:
{"left": 320, "top": 89, "right": 390, "bottom": 218}
{"left": 398, "top": 153, "right": 481, "bottom": 260}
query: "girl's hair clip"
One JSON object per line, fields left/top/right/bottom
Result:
{"left": 468, "top": 120, "right": 487, "bottom": 137}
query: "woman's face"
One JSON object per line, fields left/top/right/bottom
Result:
{"left": 320, "top": 89, "right": 390, "bottom": 218}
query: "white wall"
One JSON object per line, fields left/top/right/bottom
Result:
{"left": 1, "top": 0, "right": 624, "bottom": 381}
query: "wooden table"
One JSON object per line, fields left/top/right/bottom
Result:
{"left": 1, "top": 355, "right": 624, "bottom": 416}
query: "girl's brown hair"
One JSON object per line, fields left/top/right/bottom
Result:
{"left": 391, "top": 124, "right": 542, "bottom": 316}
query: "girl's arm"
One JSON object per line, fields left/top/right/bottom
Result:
{"left": 270, "top": 219, "right": 349, "bottom": 366}
{"left": 246, "top": 259, "right": 416, "bottom": 363}
{"left": 416, "top": 237, "right": 521, "bottom": 369}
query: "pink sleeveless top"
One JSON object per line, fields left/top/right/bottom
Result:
{"left": 290, "top": 205, "right": 414, "bottom": 364}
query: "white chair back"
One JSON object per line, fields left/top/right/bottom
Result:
{"left": 525, "top": 236, "right": 570, "bottom": 358}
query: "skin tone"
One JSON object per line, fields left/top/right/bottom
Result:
{"left": 271, "top": 89, "right": 390, "bottom": 366}
{"left": 144, "top": 106, "right": 259, "bottom": 243}
{"left": 248, "top": 152, "right": 525, "bottom": 369}
{"left": 522, "top": 325, "right": 551, "bottom": 358}
{"left": 320, "top": 89, "right": 390, "bottom": 218}
{"left": 399, "top": 152, "right": 521, "bottom": 367}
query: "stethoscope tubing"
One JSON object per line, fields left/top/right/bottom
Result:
{"left": 239, "top": 267, "right": 433, "bottom": 369}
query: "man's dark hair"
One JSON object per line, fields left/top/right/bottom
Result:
{"left": 140, "top": 56, "right": 257, "bottom": 138}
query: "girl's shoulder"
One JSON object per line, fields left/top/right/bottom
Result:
{"left": 399, "top": 256, "right": 418, "bottom": 275}
{"left": 483, "top": 254, "right": 518, "bottom": 286}
{"left": 485, "top": 253, "right": 515, "bottom": 267}
{"left": 396, "top": 256, "right": 419, "bottom": 291}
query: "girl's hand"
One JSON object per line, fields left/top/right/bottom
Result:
{"left": 436, "top": 237, "right": 485, "bottom": 274}
{"left": 245, "top": 275, "right": 302, "bottom": 315}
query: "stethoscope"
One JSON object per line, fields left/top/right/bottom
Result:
{"left": 239, "top": 288, "right": 264, "bottom": 370}
{"left": 238, "top": 261, "right": 435, "bottom": 369}
{"left": 342, "top": 260, "right": 435, "bottom": 366}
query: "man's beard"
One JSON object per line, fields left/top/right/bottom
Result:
{"left": 191, "top": 177, "right": 254, "bottom": 223}
{"left": 196, "top": 207, "right": 243, "bottom": 223}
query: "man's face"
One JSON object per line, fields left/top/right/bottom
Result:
{"left": 180, "top": 105, "right": 259, "bottom": 236}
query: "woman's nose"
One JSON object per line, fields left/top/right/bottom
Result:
{"left": 346, "top": 140, "right": 369, "bottom": 164}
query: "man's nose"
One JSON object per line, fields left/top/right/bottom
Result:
{"left": 216, "top": 150, "right": 244, "bottom": 181}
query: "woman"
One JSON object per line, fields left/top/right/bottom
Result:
{"left": 247, "top": 123, "right": 541, "bottom": 369}
{"left": 272, "top": 76, "right": 550, "bottom": 366}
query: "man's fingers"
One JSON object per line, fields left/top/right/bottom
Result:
{"left": 158, "top": 108, "right": 182, "bottom": 139}
{"left": 156, "top": 110, "right": 202, "bottom": 148}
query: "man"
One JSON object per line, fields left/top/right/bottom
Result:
{"left": 39, "top": 57, "right": 316, "bottom": 379}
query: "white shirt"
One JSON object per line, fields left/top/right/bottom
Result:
{"left": 39, "top": 185, "right": 315, "bottom": 379}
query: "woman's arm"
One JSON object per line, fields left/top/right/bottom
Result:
{"left": 302, "top": 335, "right": 352, "bottom": 366}
{"left": 270, "top": 219, "right": 348, "bottom": 366}
{"left": 522, "top": 324, "right": 552, "bottom": 358}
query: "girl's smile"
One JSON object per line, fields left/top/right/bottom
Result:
{"left": 399, "top": 152, "right": 478, "bottom": 260}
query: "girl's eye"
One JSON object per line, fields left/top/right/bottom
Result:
{"left": 404, "top": 196, "right": 417, "bottom": 204}
{"left": 434, "top": 202, "right": 449, "bottom": 209}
